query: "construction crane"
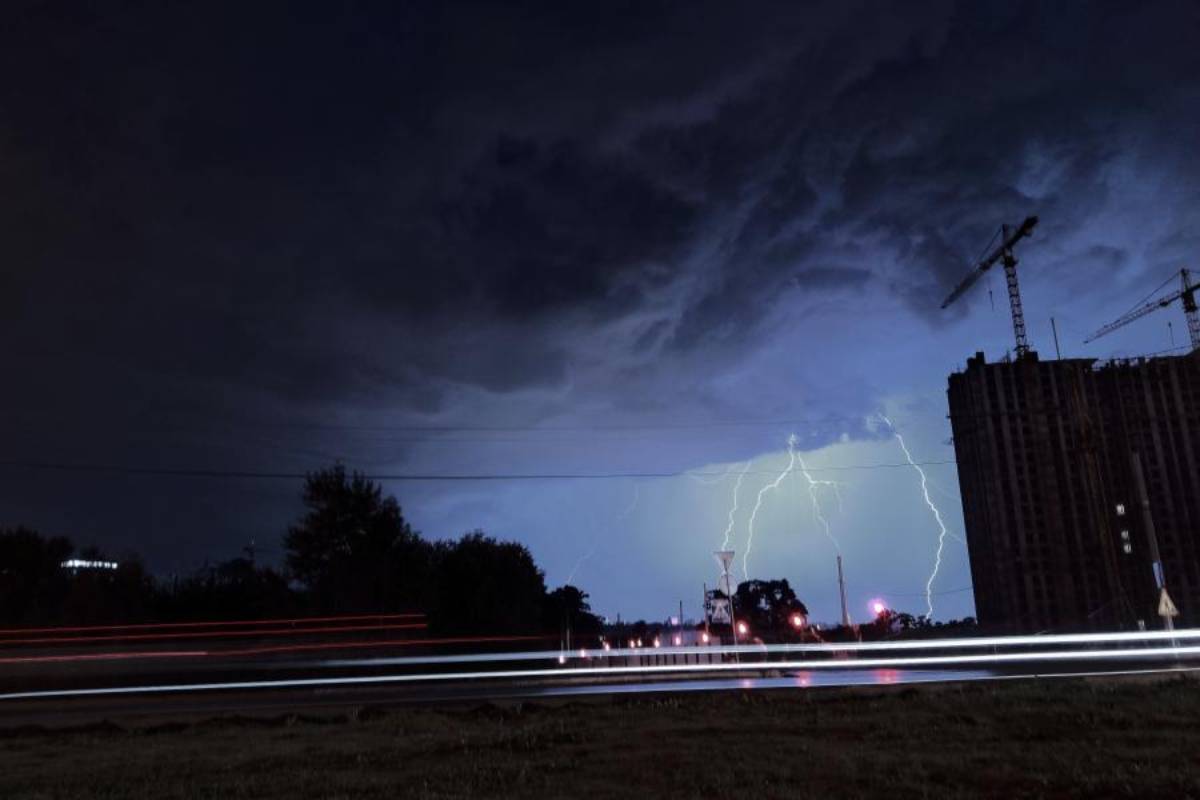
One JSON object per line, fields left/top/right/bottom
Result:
{"left": 941, "top": 216, "right": 1039, "bottom": 360}
{"left": 1084, "top": 268, "right": 1200, "bottom": 351}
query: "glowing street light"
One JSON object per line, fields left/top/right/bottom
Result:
{"left": 736, "top": 621, "right": 749, "bottom": 636}
{"left": 789, "top": 613, "right": 806, "bottom": 629}
{"left": 871, "top": 600, "right": 887, "bottom": 616}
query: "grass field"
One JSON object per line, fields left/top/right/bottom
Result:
{"left": 2, "top": 676, "right": 1199, "bottom": 798}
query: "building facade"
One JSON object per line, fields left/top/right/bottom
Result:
{"left": 948, "top": 350, "right": 1200, "bottom": 632}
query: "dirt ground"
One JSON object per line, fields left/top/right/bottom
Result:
{"left": 2, "top": 676, "right": 1199, "bottom": 799}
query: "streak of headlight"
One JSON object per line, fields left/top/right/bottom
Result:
{"left": 879, "top": 414, "right": 950, "bottom": 619}
{"left": 0, "top": 635, "right": 550, "bottom": 666}
{"left": 6, "top": 644, "right": 1200, "bottom": 702}
{"left": 317, "top": 627, "right": 1200, "bottom": 667}
{"left": 0, "top": 622, "right": 427, "bottom": 647}
{"left": 720, "top": 461, "right": 753, "bottom": 551}
{"left": 0, "top": 650, "right": 208, "bottom": 665}
{"left": 743, "top": 437, "right": 798, "bottom": 579}
{"left": 0, "top": 612, "right": 425, "bottom": 637}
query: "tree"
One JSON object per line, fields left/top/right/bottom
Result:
{"left": 163, "top": 558, "right": 297, "bottom": 620}
{"left": 0, "top": 527, "right": 73, "bottom": 625}
{"left": 432, "top": 531, "right": 547, "bottom": 634}
{"left": 733, "top": 579, "right": 809, "bottom": 636}
{"left": 60, "top": 553, "right": 157, "bottom": 625}
{"left": 543, "top": 584, "right": 603, "bottom": 639}
{"left": 284, "top": 464, "right": 432, "bottom": 613}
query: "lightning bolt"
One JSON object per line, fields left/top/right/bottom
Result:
{"left": 879, "top": 414, "right": 949, "bottom": 620}
{"left": 566, "top": 482, "right": 640, "bottom": 585}
{"left": 743, "top": 435, "right": 798, "bottom": 580}
{"left": 719, "top": 461, "right": 753, "bottom": 551}
{"left": 795, "top": 452, "right": 841, "bottom": 552}
{"left": 620, "top": 482, "right": 641, "bottom": 519}
{"left": 565, "top": 542, "right": 596, "bottom": 586}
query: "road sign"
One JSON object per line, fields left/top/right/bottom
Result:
{"left": 1158, "top": 588, "right": 1179, "bottom": 618}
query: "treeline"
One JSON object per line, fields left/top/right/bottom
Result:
{"left": 0, "top": 465, "right": 602, "bottom": 637}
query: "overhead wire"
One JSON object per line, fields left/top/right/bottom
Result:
{"left": 0, "top": 458, "right": 958, "bottom": 481}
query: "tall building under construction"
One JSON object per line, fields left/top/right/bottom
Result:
{"left": 948, "top": 349, "right": 1200, "bottom": 633}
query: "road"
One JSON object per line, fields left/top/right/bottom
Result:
{"left": 2, "top": 616, "right": 1197, "bottom": 727}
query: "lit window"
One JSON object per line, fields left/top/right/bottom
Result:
{"left": 1123, "top": 543, "right": 1133, "bottom": 554}
{"left": 1116, "top": 503, "right": 1126, "bottom": 516}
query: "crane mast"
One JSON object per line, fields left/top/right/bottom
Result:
{"left": 1084, "top": 269, "right": 1200, "bottom": 351}
{"left": 1183, "top": 269, "right": 1200, "bottom": 350}
{"left": 941, "top": 216, "right": 1039, "bottom": 360}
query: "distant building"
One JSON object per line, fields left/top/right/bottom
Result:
{"left": 60, "top": 558, "right": 119, "bottom": 573}
{"left": 948, "top": 350, "right": 1200, "bottom": 632}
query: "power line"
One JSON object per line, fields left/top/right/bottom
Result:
{"left": 1, "top": 412, "right": 911, "bottom": 437}
{"left": 878, "top": 586, "right": 974, "bottom": 598}
{"left": 0, "top": 458, "right": 959, "bottom": 482}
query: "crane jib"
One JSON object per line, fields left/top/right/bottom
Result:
{"left": 1084, "top": 268, "right": 1200, "bottom": 350}
{"left": 940, "top": 216, "right": 1039, "bottom": 310}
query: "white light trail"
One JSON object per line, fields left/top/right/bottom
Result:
{"left": 317, "top": 626, "right": 1200, "bottom": 667}
{"left": 719, "top": 461, "right": 753, "bottom": 551}
{"left": 5, "top": 641, "right": 1199, "bottom": 703}
{"left": 879, "top": 414, "right": 950, "bottom": 619}
{"left": 743, "top": 436, "right": 798, "bottom": 579}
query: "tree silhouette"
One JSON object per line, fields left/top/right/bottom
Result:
{"left": 164, "top": 558, "right": 296, "bottom": 620}
{"left": 734, "top": 578, "right": 808, "bottom": 635}
{"left": 432, "top": 531, "right": 547, "bottom": 634}
{"left": 543, "top": 584, "right": 604, "bottom": 639}
{"left": 0, "top": 527, "right": 73, "bottom": 625}
{"left": 284, "top": 464, "right": 431, "bottom": 613}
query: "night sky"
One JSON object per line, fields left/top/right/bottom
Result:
{"left": 4, "top": 1, "right": 1200, "bottom": 623}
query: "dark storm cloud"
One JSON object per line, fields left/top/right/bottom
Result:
{"left": 422, "top": 135, "right": 698, "bottom": 317}
{"left": 4, "top": 0, "right": 1200, "bottom": 574}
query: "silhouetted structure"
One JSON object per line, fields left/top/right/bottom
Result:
{"left": 949, "top": 350, "right": 1200, "bottom": 632}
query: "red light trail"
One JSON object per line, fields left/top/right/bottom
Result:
{"left": 0, "top": 612, "right": 425, "bottom": 637}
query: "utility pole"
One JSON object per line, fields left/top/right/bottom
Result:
{"left": 837, "top": 555, "right": 852, "bottom": 628}
{"left": 1130, "top": 452, "right": 1178, "bottom": 638}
